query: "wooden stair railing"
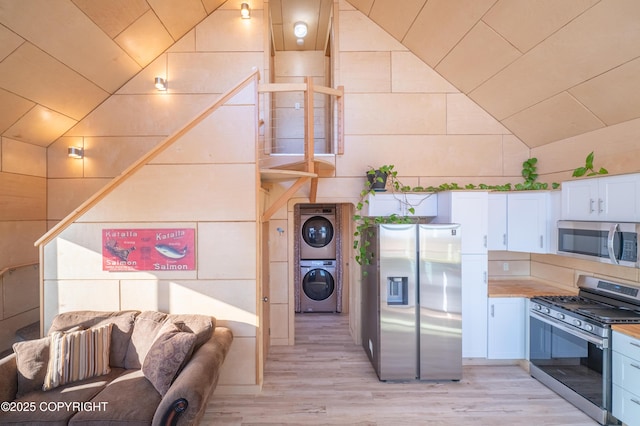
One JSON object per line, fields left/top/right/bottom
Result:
{"left": 258, "top": 77, "right": 344, "bottom": 221}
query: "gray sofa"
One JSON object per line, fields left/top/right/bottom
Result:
{"left": 0, "top": 310, "right": 233, "bottom": 425}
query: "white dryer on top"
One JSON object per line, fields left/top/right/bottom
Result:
{"left": 299, "top": 205, "right": 336, "bottom": 260}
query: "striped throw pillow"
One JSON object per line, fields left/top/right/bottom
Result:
{"left": 43, "top": 323, "right": 112, "bottom": 391}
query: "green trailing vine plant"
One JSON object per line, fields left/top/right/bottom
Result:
{"left": 572, "top": 151, "right": 608, "bottom": 177}
{"left": 353, "top": 153, "right": 606, "bottom": 267}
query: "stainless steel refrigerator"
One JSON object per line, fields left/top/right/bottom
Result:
{"left": 361, "top": 223, "right": 462, "bottom": 381}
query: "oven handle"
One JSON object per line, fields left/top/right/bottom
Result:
{"left": 608, "top": 224, "right": 619, "bottom": 265}
{"left": 530, "top": 310, "right": 606, "bottom": 348}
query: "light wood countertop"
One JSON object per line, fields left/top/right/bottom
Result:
{"left": 489, "top": 277, "right": 577, "bottom": 298}
{"left": 612, "top": 324, "right": 640, "bottom": 340}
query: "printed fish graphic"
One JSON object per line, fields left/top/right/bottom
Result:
{"left": 155, "top": 244, "right": 188, "bottom": 259}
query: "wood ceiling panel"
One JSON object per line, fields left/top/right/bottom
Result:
{"left": 483, "top": 0, "right": 599, "bottom": 53}
{"left": 201, "top": 0, "right": 227, "bottom": 15}
{"left": 502, "top": 92, "right": 604, "bottom": 148}
{"left": 148, "top": 0, "right": 207, "bottom": 40}
{"left": 470, "top": 0, "right": 640, "bottom": 121}
{"left": 569, "top": 58, "right": 640, "bottom": 126}
{"left": 270, "top": 0, "right": 332, "bottom": 51}
{"left": 0, "top": 24, "right": 23, "bottom": 62}
{"left": 339, "top": 10, "right": 406, "bottom": 52}
{"left": 4, "top": 105, "right": 77, "bottom": 147}
{"left": 0, "top": 88, "right": 33, "bottom": 134}
{"left": 0, "top": 0, "right": 141, "bottom": 93}
{"left": 368, "top": 0, "right": 426, "bottom": 42}
{"left": 71, "top": 0, "right": 149, "bottom": 38}
{"left": 115, "top": 10, "right": 174, "bottom": 68}
{"left": 436, "top": 21, "right": 521, "bottom": 93}
{"left": 346, "top": 0, "right": 373, "bottom": 15}
{"left": 403, "top": 0, "right": 497, "bottom": 68}
{"left": 0, "top": 43, "right": 108, "bottom": 121}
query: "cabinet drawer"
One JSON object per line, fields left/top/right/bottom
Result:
{"left": 613, "top": 384, "right": 640, "bottom": 426}
{"left": 613, "top": 351, "right": 640, "bottom": 394}
{"left": 613, "top": 331, "right": 640, "bottom": 360}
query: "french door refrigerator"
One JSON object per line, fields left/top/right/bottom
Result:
{"left": 361, "top": 223, "right": 462, "bottom": 381}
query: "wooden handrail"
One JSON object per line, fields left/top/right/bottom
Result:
{"left": 0, "top": 262, "right": 38, "bottom": 278}
{"left": 35, "top": 69, "right": 260, "bottom": 247}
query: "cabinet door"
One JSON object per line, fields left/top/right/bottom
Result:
{"left": 488, "top": 193, "right": 507, "bottom": 250}
{"left": 561, "top": 179, "right": 599, "bottom": 220}
{"left": 451, "top": 192, "right": 488, "bottom": 255}
{"left": 507, "top": 192, "right": 548, "bottom": 253}
{"left": 461, "top": 254, "right": 488, "bottom": 358}
{"left": 487, "top": 297, "right": 525, "bottom": 359}
{"left": 599, "top": 174, "right": 640, "bottom": 222}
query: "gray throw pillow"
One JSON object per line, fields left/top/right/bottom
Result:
{"left": 141, "top": 322, "right": 196, "bottom": 396}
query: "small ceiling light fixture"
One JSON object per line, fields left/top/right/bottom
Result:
{"left": 293, "top": 21, "right": 308, "bottom": 38}
{"left": 296, "top": 38, "right": 304, "bottom": 46}
{"left": 68, "top": 146, "right": 84, "bottom": 159}
{"left": 240, "top": 2, "right": 250, "bottom": 19}
{"left": 154, "top": 77, "right": 167, "bottom": 91}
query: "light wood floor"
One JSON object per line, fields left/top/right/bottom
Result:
{"left": 205, "top": 313, "right": 598, "bottom": 425}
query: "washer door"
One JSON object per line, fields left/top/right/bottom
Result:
{"left": 301, "top": 216, "right": 334, "bottom": 249}
{"left": 302, "top": 268, "right": 335, "bottom": 301}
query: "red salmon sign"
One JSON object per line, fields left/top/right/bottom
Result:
{"left": 102, "top": 228, "right": 195, "bottom": 272}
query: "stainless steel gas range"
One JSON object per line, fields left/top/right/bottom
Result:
{"left": 529, "top": 275, "right": 640, "bottom": 425}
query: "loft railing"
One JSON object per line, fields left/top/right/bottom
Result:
{"left": 258, "top": 76, "right": 344, "bottom": 172}
{"left": 257, "top": 77, "right": 343, "bottom": 220}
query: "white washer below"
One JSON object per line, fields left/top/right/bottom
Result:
{"left": 300, "top": 260, "right": 337, "bottom": 313}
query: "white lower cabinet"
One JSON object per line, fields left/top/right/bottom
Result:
{"left": 462, "top": 254, "right": 488, "bottom": 358}
{"left": 612, "top": 331, "right": 640, "bottom": 426}
{"left": 487, "top": 297, "right": 526, "bottom": 359}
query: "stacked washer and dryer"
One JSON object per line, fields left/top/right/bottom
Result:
{"left": 298, "top": 205, "right": 338, "bottom": 313}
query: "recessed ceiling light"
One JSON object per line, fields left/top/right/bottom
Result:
{"left": 294, "top": 21, "right": 308, "bottom": 38}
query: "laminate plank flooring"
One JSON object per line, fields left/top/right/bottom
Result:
{"left": 205, "top": 313, "right": 598, "bottom": 425}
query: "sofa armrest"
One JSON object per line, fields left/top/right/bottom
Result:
{"left": 152, "top": 327, "right": 233, "bottom": 426}
{"left": 0, "top": 353, "right": 17, "bottom": 402}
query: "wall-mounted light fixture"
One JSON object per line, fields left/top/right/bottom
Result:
{"left": 240, "top": 2, "right": 250, "bottom": 19}
{"left": 293, "top": 21, "right": 308, "bottom": 38}
{"left": 68, "top": 146, "right": 84, "bottom": 159}
{"left": 154, "top": 77, "right": 167, "bottom": 91}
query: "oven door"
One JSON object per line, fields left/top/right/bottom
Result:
{"left": 529, "top": 310, "right": 613, "bottom": 425}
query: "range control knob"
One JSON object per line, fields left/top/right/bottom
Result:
{"left": 542, "top": 307, "right": 550, "bottom": 314}
{"left": 585, "top": 324, "right": 594, "bottom": 332}
{"left": 533, "top": 304, "right": 542, "bottom": 311}
{"left": 573, "top": 319, "right": 582, "bottom": 327}
{"left": 556, "top": 313, "right": 565, "bottom": 320}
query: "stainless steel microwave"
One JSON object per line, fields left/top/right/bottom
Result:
{"left": 557, "top": 221, "right": 639, "bottom": 267}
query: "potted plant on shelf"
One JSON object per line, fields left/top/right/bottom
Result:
{"left": 354, "top": 165, "right": 418, "bottom": 266}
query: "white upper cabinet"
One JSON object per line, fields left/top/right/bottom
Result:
{"left": 434, "top": 191, "right": 488, "bottom": 255}
{"left": 488, "top": 193, "right": 507, "bottom": 250}
{"left": 488, "top": 191, "right": 560, "bottom": 254}
{"left": 363, "top": 192, "right": 438, "bottom": 217}
{"left": 507, "top": 192, "right": 552, "bottom": 254}
{"left": 562, "top": 174, "right": 640, "bottom": 222}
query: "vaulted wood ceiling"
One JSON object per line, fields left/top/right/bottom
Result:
{"left": 1, "top": 0, "right": 639, "bottom": 150}
{"left": 348, "top": 0, "right": 640, "bottom": 148}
